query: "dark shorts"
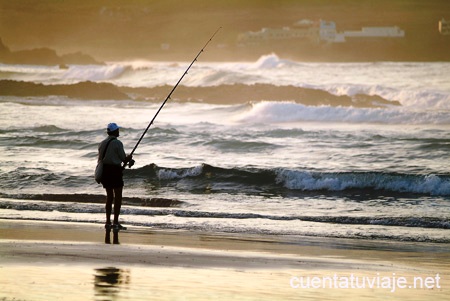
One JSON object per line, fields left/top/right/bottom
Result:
{"left": 101, "top": 164, "right": 124, "bottom": 189}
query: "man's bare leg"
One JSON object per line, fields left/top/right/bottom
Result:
{"left": 105, "top": 188, "right": 114, "bottom": 225}
{"left": 113, "top": 186, "right": 123, "bottom": 225}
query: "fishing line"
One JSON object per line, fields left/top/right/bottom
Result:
{"left": 125, "top": 27, "right": 221, "bottom": 168}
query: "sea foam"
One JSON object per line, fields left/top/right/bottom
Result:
{"left": 237, "top": 101, "right": 450, "bottom": 125}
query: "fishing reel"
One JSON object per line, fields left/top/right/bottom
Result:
{"left": 127, "top": 159, "right": 135, "bottom": 168}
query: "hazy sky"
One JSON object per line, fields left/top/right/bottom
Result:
{"left": 0, "top": 0, "right": 449, "bottom": 61}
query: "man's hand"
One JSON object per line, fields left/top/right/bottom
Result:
{"left": 124, "top": 155, "right": 135, "bottom": 168}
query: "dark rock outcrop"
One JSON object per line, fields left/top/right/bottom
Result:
{"left": 0, "top": 79, "right": 401, "bottom": 107}
{"left": 0, "top": 38, "right": 102, "bottom": 65}
{"left": 121, "top": 84, "right": 401, "bottom": 107}
{"left": 0, "top": 80, "right": 128, "bottom": 100}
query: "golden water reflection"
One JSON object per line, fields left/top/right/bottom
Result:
{"left": 94, "top": 267, "right": 130, "bottom": 301}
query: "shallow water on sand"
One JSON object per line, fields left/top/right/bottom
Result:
{"left": 1, "top": 264, "right": 448, "bottom": 301}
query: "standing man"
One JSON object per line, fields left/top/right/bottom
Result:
{"left": 98, "top": 122, "right": 133, "bottom": 231}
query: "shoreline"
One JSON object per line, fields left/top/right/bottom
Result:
{"left": 1, "top": 219, "right": 449, "bottom": 300}
{"left": 1, "top": 219, "right": 449, "bottom": 264}
{"left": 2, "top": 219, "right": 449, "bottom": 253}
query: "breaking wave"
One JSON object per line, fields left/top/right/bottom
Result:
{"left": 237, "top": 101, "right": 450, "bottom": 124}
{"left": 124, "top": 163, "right": 450, "bottom": 196}
{"left": 2, "top": 58, "right": 450, "bottom": 110}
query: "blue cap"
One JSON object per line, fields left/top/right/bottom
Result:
{"left": 107, "top": 122, "right": 120, "bottom": 132}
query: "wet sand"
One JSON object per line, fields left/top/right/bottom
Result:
{"left": 0, "top": 220, "right": 449, "bottom": 300}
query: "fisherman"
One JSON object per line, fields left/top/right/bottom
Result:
{"left": 95, "top": 29, "right": 219, "bottom": 233}
{"left": 98, "top": 122, "right": 133, "bottom": 231}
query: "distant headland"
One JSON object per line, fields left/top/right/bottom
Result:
{"left": 0, "top": 38, "right": 102, "bottom": 66}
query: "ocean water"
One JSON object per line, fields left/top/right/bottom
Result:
{"left": 0, "top": 54, "right": 449, "bottom": 243}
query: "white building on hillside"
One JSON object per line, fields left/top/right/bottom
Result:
{"left": 237, "top": 20, "right": 405, "bottom": 45}
{"left": 439, "top": 18, "right": 450, "bottom": 35}
{"left": 237, "top": 20, "right": 319, "bottom": 46}
{"left": 319, "top": 21, "right": 404, "bottom": 42}
{"left": 344, "top": 26, "right": 405, "bottom": 38}
{"left": 319, "top": 20, "right": 345, "bottom": 42}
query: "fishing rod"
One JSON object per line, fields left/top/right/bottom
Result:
{"left": 125, "top": 27, "right": 221, "bottom": 168}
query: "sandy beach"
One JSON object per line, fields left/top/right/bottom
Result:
{"left": 0, "top": 219, "right": 448, "bottom": 301}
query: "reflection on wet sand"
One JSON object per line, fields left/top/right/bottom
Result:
{"left": 94, "top": 267, "right": 130, "bottom": 300}
{"left": 105, "top": 228, "right": 120, "bottom": 244}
